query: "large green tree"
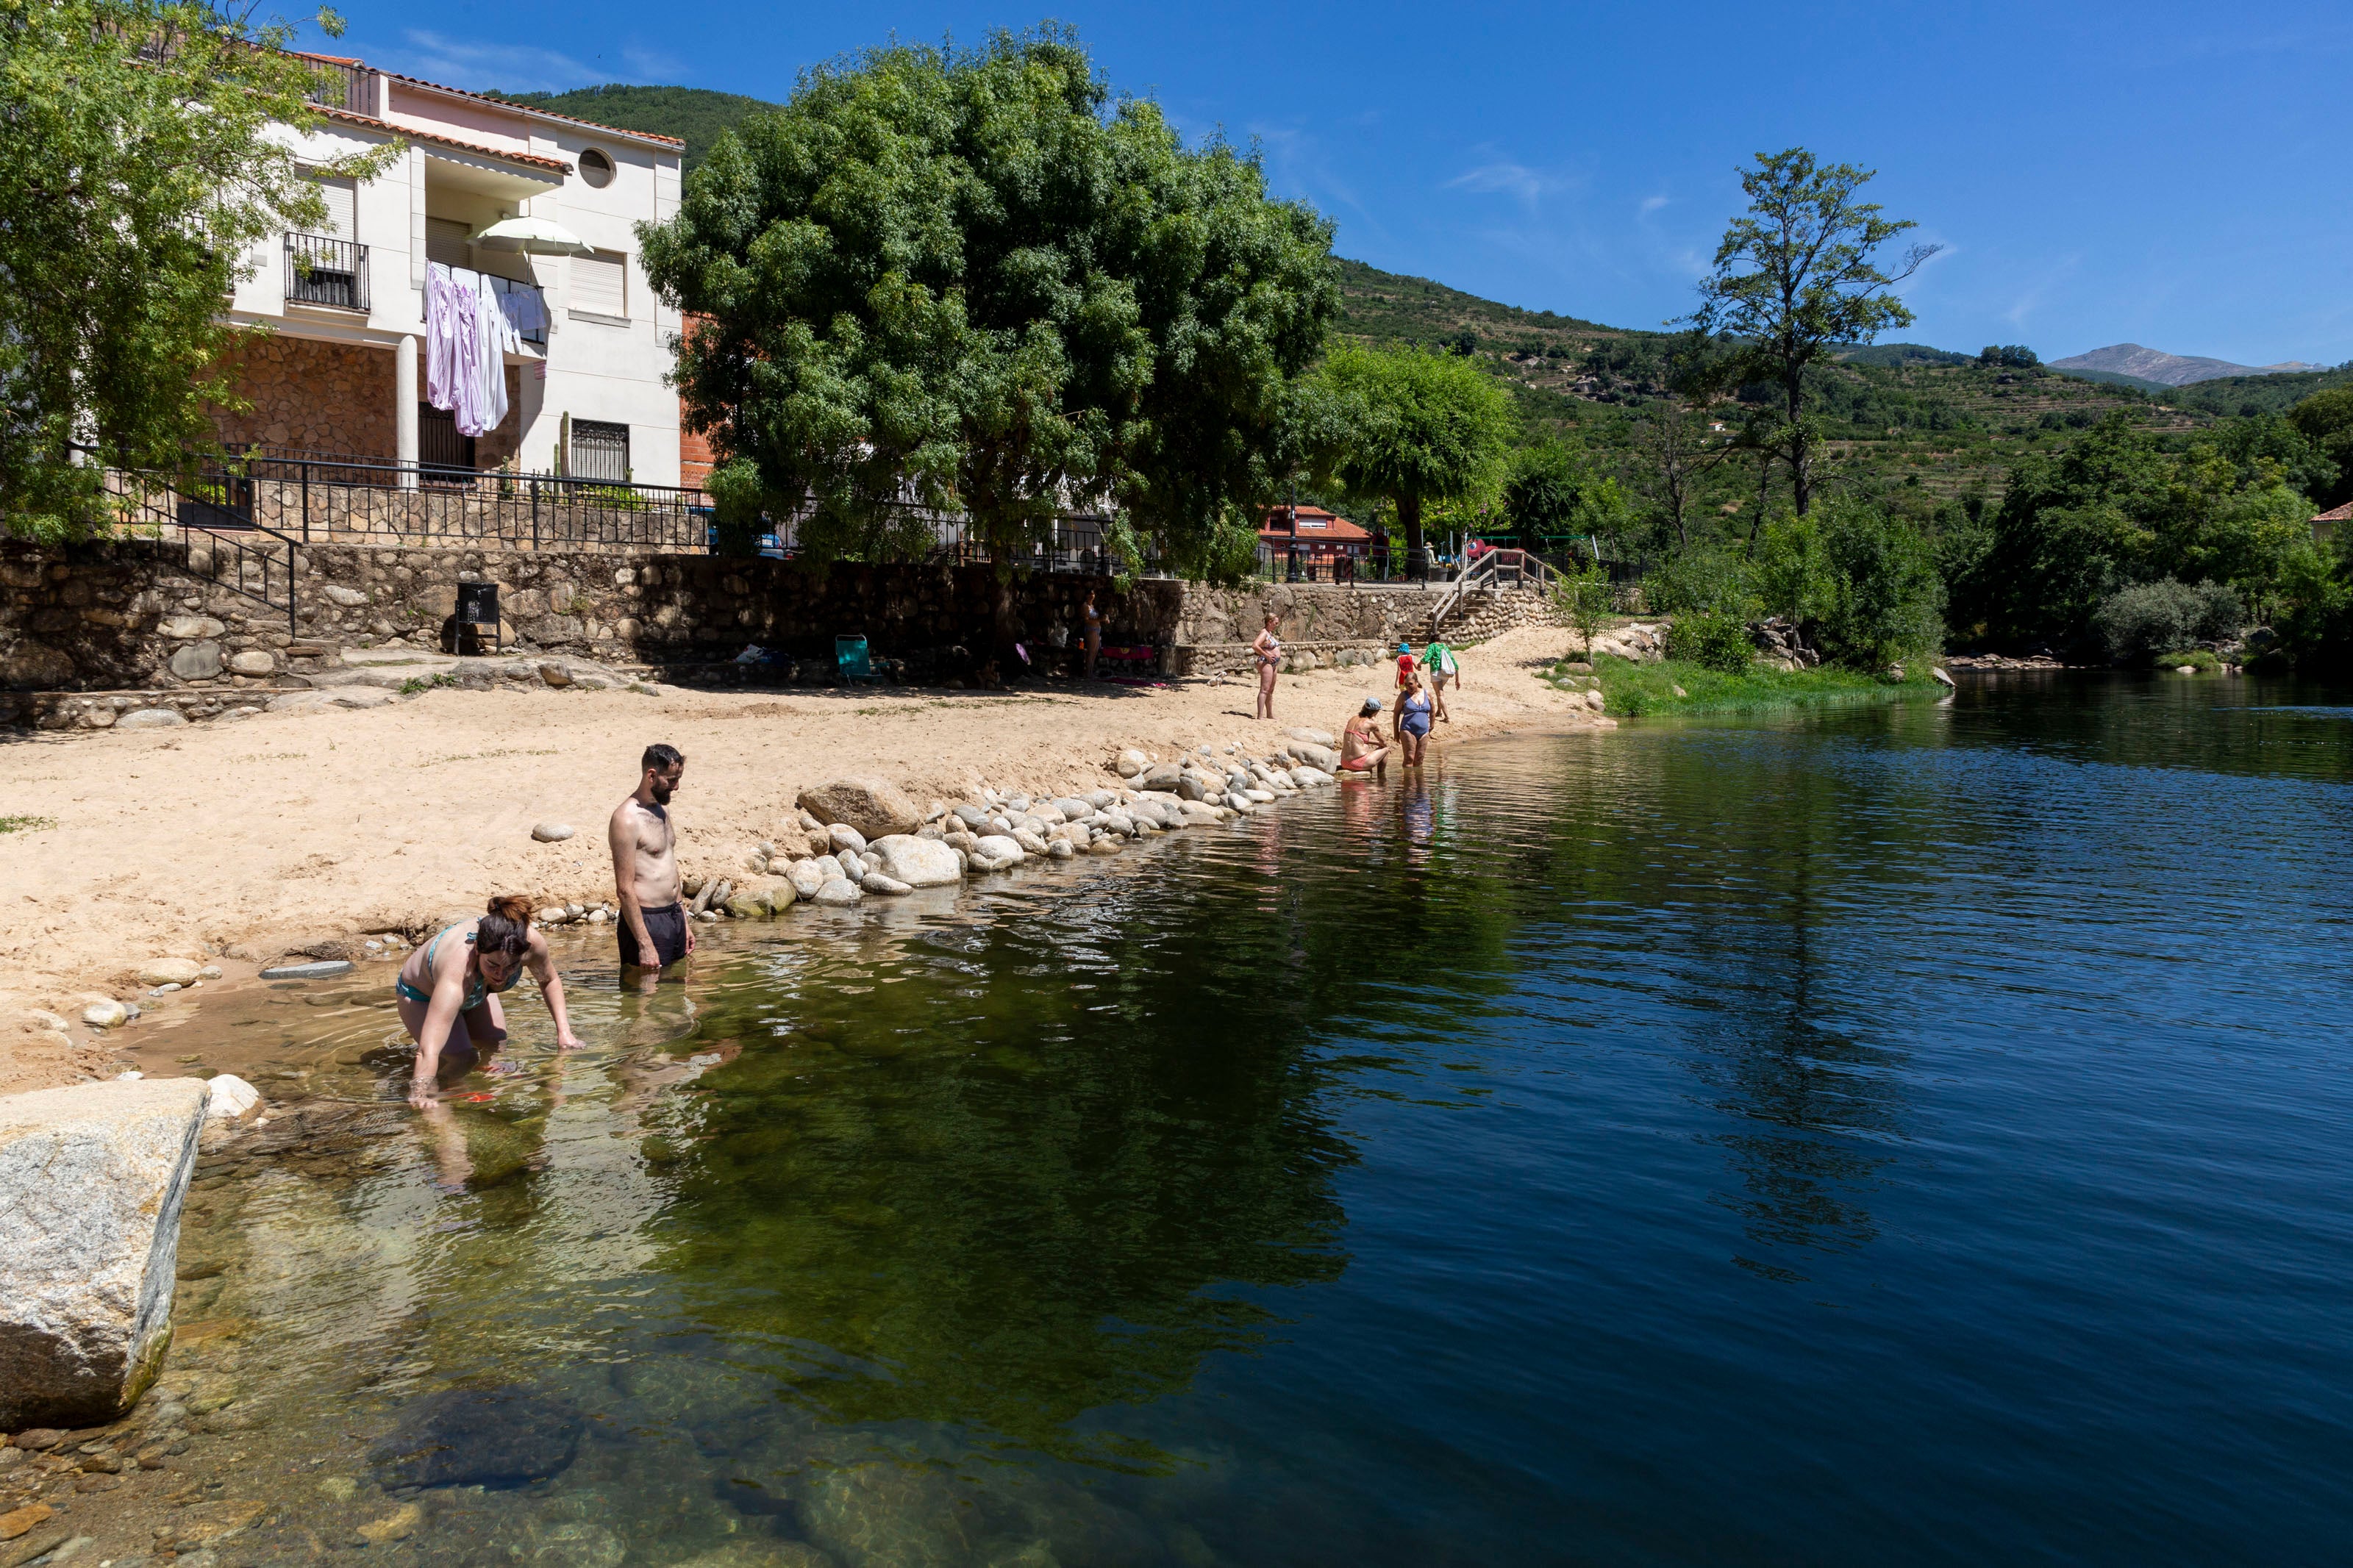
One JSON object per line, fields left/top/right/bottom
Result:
{"left": 1314, "top": 343, "right": 1514, "bottom": 576}
{"left": 640, "top": 27, "right": 1338, "bottom": 580}
{"left": 0, "top": 0, "right": 385, "bottom": 540}
{"left": 1690, "top": 148, "right": 1938, "bottom": 516}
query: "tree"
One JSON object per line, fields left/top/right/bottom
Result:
{"left": 1634, "top": 399, "right": 1701, "bottom": 548}
{"left": 1548, "top": 557, "right": 1613, "bottom": 661}
{"left": 1, "top": 0, "right": 388, "bottom": 540}
{"left": 1813, "top": 499, "right": 1944, "bottom": 667}
{"left": 1690, "top": 148, "right": 1938, "bottom": 515}
{"left": 2286, "top": 387, "right": 2353, "bottom": 506}
{"left": 1977, "top": 344, "right": 2039, "bottom": 369}
{"left": 639, "top": 28, "right": 1338, "bottom": 582}
{"left": 1315, "top": 343, "right": 1514, "bottom": 577}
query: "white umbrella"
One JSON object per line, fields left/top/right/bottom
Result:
{"left": 471, "top": 216, "right": 596, "bottom": 256}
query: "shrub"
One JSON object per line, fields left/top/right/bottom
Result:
{"left": 1668, "top": 611, "right": 1756, "bottom": 673}
{"left": 2091, "top": 579, "right": 2243, "bottom": 663}
{"left": 2154, "top": 649, "right": 2221, "bottom": 672}
{"left": 1813, "top": 500, "right": 1946, "bottom": 668}
{"left": 1643, "top": 545, "right": 1754, "bottom": 617}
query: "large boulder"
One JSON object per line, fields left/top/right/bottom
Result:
{"left": 869, "top": 835, "right": 962, "bottom": 889}
{"left": 1139, "top": 761, "right": 1183, "bottom": 792}
{"left": 797, "top": 778, "right": 921, "bottom": 840}
{"left": 0, "top": 1078, "right": 208, "bottom": 1428}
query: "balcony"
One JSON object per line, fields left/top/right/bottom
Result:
{"left": 284, "top": 233, "right": 369, "bottom": 312}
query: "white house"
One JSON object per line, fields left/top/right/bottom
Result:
{"left": 216, "top": 57, "right": 685, "bottom": 489}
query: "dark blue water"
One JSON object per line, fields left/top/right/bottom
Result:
{"left": 171, "top": 673, "right": 2353, "bottom": 1567}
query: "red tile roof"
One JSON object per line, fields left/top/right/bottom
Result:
{"left": 312, "top": 104, "right": 574, "bottom": 175}
{"left": 2313, "top": 501, "right": 2353, "bottom": 523}
{"left": 1260, "top": 504, "right": 1371, "bottom": 543}
{"left": 382, "top": 70, "right": 688, "bottom": 148}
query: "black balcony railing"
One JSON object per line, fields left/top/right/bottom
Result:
{"left": 285, "top": 232, "right": 369, "bottom": 312}
{"left": 303, "top": 60, "right": 376, "bottom": 114}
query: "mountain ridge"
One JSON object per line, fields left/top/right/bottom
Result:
{"left": 2048, "top": 343, "right": 2322, "bottom": 388}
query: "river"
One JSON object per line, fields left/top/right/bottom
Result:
{"left": 132, "top": 672, "right": 2353, "bottom": 1567}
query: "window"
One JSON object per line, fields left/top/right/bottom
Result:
{"left": 569, "top": 420, "right": 629, "bottom": 482}
{"left": 425, "top": 217, "right": 471, "bottom": 269}
{"left": 312, "top": 176, "right": 356, "bottom": 243}
{"left": 578, "top": 148, "right": 614, "bottom": 188}
{"left": 570, "top": 250, "right": 627, "bottom": 319}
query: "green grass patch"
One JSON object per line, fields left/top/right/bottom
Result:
{"left": 399, "top": 673, "right": 459, "bottom": 695}
{"left": 2152, "top": 649, "right": 2221, "bottom": 673}
{"left": 0, "top": 815, "right": 57, "bottom": 834}
{"left": 1557, "top": 654, "right": 1939, "bottom": 718}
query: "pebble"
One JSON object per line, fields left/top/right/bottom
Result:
{"left": 260, "top": 960, "right": 354, "bottom": 981}
{"left": 532, "top": 822, "right": 576, "bottom": 842}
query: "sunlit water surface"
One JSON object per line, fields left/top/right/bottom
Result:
{"left": 144, "top": 673, "right": 2353, "bottom": 1567}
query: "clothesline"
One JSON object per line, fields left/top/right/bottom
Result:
{"left": 424, "top": 262, "right": 546, "bottom": 437}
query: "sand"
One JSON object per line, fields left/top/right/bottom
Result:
{"left": 0, "top": 623, "right": 1603, "bottom": 1092}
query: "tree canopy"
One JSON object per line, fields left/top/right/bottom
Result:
{"left": 1312, "top": 343, "right": 1514, "bottom": 570}
{"left": 640, "top": 27, "right": 1338, "bottom": 579}
{"left": 0, "top": 0, "right": 386, "bottom": 540}
{"left": 1690, "top": 148, "right": 1937, "bottom": 515}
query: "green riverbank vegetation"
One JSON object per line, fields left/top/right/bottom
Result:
{"left": 1550, "top": 655, "right": 1934, "bottom": 719}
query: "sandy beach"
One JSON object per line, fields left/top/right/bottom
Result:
{"left": 0, "top": 623, "right": 1603, "bottom": 1093}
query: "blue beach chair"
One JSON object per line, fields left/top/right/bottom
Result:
{"left": 835, "top": 636, "right": 882, "bottom": 682}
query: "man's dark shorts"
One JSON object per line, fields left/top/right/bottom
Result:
{"left": 619, "top": 901, "right": 688, "bottom": 968}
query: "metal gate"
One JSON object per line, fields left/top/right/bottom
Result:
{"left": 418, "top": 404, "right": 475, "bottom": 484}
{"left": 568, "top": 420, "right": 629, "bottom": 483}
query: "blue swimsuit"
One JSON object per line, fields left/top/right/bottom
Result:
{"left": 1401, "top": 689, "right": 1434, "bottom": 737}
{"left": 394, "top": 924, "right": 521, "bottom": 1012}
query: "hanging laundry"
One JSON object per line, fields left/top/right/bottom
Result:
{"left": 424, "top": 262, "right": 463, "bottom": 412}
{"left": 470, "top": 271, "right": 510, "bottom": 434}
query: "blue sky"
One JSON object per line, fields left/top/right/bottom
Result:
{"left": 316, "top": 1, "right": 2353, "bottom": 367}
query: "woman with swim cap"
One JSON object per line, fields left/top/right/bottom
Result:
{"left": 394, "top": 895, "right": 580, "bottom": 1108}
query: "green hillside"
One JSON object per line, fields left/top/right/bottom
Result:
{"left": 2155, "top": 364, "right": 2353, "bottom": 418}
{"left": 486, "top": 84, "right": 776, "bottom": 171}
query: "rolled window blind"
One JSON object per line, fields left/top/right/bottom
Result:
{"left": 425, "top": 218, "right": 471, "bottom": 269}
{"left": 571, "top": 251, "right": 627, "bottom": 318}
{"left": 314, "top": 178, "right": 356, "bottom": 242}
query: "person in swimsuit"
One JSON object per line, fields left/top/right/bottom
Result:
{"left": 396, "top": 895, "right": 579, "bottom": 1109}
{"left": 1252, "top": 612, "right": 1282, "bottom": 721}
{"left": 1339, "top": 698, "right": 1391, "bottom": 777}
{"left": 1395, "top": 671, "right": 1436, "bottom": 765}
{"left": 610, "top": 742, "right": 692, "bottom": 984}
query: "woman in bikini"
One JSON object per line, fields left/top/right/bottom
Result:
{"left": 395, "top": 895, "right": 580, "bottom": 1109}
{"left": 1252, "top": 612, "right": 1282, "bottom": 720}
{"left": 1395, "top": 670, "right": 1436, "bottom": 766}
{"left": 1339, "top": 698, "right": 1392, "bottom": 777}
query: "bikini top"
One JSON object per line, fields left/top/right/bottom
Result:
{"left": 399, "top": 923, "right": 523, "bottom": 1009}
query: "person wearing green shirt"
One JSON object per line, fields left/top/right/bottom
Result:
{"left": 1423, "top": 640, "right": 1459, "bottom": 723}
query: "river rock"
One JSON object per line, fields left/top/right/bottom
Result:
{"left": 135, "top": 959, "right": 202, "bottom": 988}
{"left": 1088, "top": 836, "right": 1122, "bottom": 855}
{"left": 1139, "top": 761, "right": 1182, "bottom": 792}
{"left": 785, "top": 859, "right": 826, "bottom": 900}
{"left": 1047, "top": 840, "right": 1076, "bottom": 860}
{"left": 0, "top": 1078, "right": 208, "bottom": 1428}
{"left": 167, "top": 642, "right": 222, "bottom": 681}
{"left": 225, "top": 650, "right": 276, "bottom": 677}
{"left": 531, "top": 822, "right": 575, "bottom": 843}
{"left": 201, "top": 1076, "right": 262, "bottom": 1122}
{"left": 116, "top": 707, "right": 191, "bottom": 731}
{"left": 826, "top": 823, "right": 868, "bottom": 856}
{"left": 1012, "top": 827, "right": 1051, "bottom": 856}
{"left": 158, "top": 616, "right": 225, "bottom": 641}
{"left": 1290, "top": 767, "right": 1332, "bottom": 788}
{"left": 1174, "top": 773, "right": 1207, "bottom": 801}
{"left": 1178, "top": 801, "right": 1223, "bottom": 826}
{"left": 860, "top": 871, "right": 913, "bottom": 896}
{"left": 369, "top": 1386, "right": 583, "bottom": 1486}
{"left": 869, "top": 835, "right": 961, "bottom": 888}
{"left": 82, "top": 1000, "right": 129, "bottom": 1029}
{"left": 952, "top": 803, "right": 992, "bottom": 831}
{"left": 813, "top": 878, "right": 863, "bottom": 907}
{"left": 259, "top": 959, "right": 353, "bottom": 980}
{"left": 968, "top": 835, "right": 1024, "bottom": 870}
{"left": 1050, "top": 798, "right": 1095, "bottom": 823}
{"left": 799, "top": 778, "right": 921, "bottom": 840}
{"left": 1115, "top": 749, "right": 1148, "bottom": 778}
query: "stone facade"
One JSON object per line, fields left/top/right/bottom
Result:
{"left": 210, "top": 335, "right": 399, "bottom": 457}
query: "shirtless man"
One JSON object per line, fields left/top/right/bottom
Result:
{"left": 610, "top": 742, "right": 693, "bottom": 978}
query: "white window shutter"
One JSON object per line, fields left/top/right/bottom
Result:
{"left": 315, "top": 178, "right": 356, "bottom": 242}
{"left": 571, "top": 251, "right": 626, "bottom": 318}
{"left": 425, "top": 218, "right": 471, "bottom": 269}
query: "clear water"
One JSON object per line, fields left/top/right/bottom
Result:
{"left": 147, "top": 673, "right": 2353, "bottom": 1566}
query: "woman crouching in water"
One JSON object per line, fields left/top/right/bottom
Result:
{"left": 395, "top": 895, "right": 580, "bottom": 1108}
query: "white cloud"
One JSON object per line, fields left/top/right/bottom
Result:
{"left": 386, "top": 29, "right": 596, "bottom": 92}
{"left": 1638, "top": 194, "right": 1671, "bottom": 216}
{"left": 621, "top": 45, "right": 688, "bottom": 81}
{"left": 1446, "top": 160, "right": 1557, "bottom": 207}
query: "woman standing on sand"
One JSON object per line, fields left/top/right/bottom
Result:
{"left": 396, "top": 895, "right": 580, "bottom": 1109}
{"left": 1252, "top": 612, "right": 1282, "bottom": 720}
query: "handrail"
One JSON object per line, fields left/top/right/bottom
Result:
{"left": 1428, "top": 548, "right": 1562, "bottom": 634}
{"left": 86, "top": 452, "right": 303, "bottom": 632}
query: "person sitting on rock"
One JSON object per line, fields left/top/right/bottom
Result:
{"left": 396, "top": 895, "right": 579, "bottom": 1110}
{"left": 1339, "top": 698, "right": 1391, "bottom": 777}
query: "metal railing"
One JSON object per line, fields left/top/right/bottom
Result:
{"left": 99, "top": 465, "right": 299, "bottom": 633}
{"left": 1428, "top": 548, "right": 1563, "bottom": 633}
{"left": 285, "top": 233, "right": 369, "bottom": 312}
{"left": 303, "top": 60, "right": 376, "bottom": 114}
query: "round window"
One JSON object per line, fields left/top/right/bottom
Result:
{"left": 579, "top": 148, "right": 613, "bottom": 189}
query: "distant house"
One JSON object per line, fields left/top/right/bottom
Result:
{"left": 1260, "top": 504, "right": 1374, "bottom": 571}
{"left": 2314, "top": 501, "right": 2352, "bottom": 546}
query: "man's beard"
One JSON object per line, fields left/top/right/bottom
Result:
{"left": 651, "top": 780, "right": 674, "bottom": 804}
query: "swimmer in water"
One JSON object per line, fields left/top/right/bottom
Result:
{"left": 395, "top": 895, "right": 579, "bottom": 1109}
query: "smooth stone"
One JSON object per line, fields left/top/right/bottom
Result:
{"left": 969, "top": 834, "right": 1024, "bottom": 870}
{"left": 799, "top": 777, "right": 922, "bottom": 840}
{"left": 157, "top": 616, "right": 224, "bottom": 641}
{"left": 113, "top": 707, "right": 190, "bottom": 733}
{"left": 258, "top": 960, "right": 353, "bottom": 981}
{"left": 1290, "top": 767, "right": 1332, "bottom": 787}
{"left": 869, "top": 835, "right": 962, "bottom": 888}
{"left": 135, "top": 959, "right": 201, "bottom": 988}
{"left": 826, "top": 823, "right": 869, "bottom": 856}
{"left": 1140, "top": 761, "right": 1183, "bottom": 791}
{"left": 1245, "top": 788, "right": 1274, "bottom": 803}
{"left": 0, "top": 1079, "right": 208, "bottom": 1428}
{"left": 81, "top": 1001, "right": 129, "bottom": 1030}
{"left": 812, "top": 878, "right": 864, "bottom": 907}
{"left": 1114, "top": 749, "right": 1148, "bottom": 778}
{"left": 204, "top": 1076, "right": 260, "bottom": 1120}
{"left": 1174, "top": 775, "right": 1207, "bottom": 801}
{"left": 1012, "top": 828, "right": 1051, "bottom": 856}
{"left": 860, "top": 871, "right": 913, "bottom": 896}
{"left": 786, "top": 859, "right": 826, "bottom": 900}
{"left": 1088, "top": 837, "right": 1123, "bottom": 855}
{"left": 225, "top": 651, "right": 276, "bottom": 676}
{"left": 531, "top": 822, "right": 575, "bottom": 843}
{"left": 1047, "top": 840, "right": 1076, "bottom": 860}
{"left": 1050, "top": 797, "right": 1096, "bottom": 822}
{"left": 321, "top": 584, "right": 369, "bottom": 607}
{"left": 369, "top": 1387, "right": 582, "bottom": 1487}
{"left": 1085, "top": 790, "right": 1115, "bottom": 809}
{"left": 952, "top": 803, "right": 993, "bottom": 830}
{"left": 166, "top": 643, "right": 221, "bottom": 681}
{"left": 1178, "top": 801, "right": 1224, "bottom": 825}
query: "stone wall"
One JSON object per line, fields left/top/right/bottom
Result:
{"left": 0, "top": 540, "right": 1185, "bottom": 714}
{"left": 210, "top": 337, "right": 399, "bottom": 457}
